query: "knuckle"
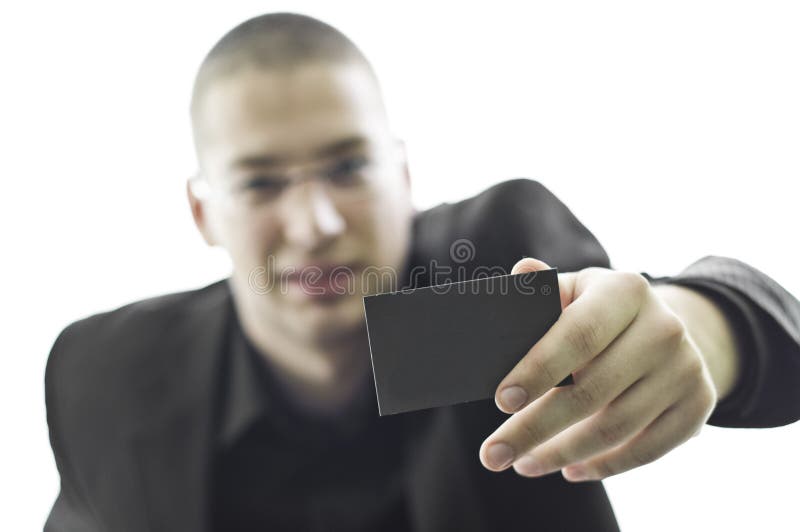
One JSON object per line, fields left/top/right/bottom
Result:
{"left": 657, "top": 313, "right": 686, "bottom": 347}
{"left": 578, "top": 267, "right": 603, "bottom": 282}
{"left": 630, "top": 448, "right": 656, "bottom": 467}
{"left": 569, "top": 378, "right": 602, "bottom": 415}
{"left": 565, "top": 318, "right": 603, "bottom": 359}
{"left": 527, "top": 355, "right": 558, "bottom": 389}
{"left": 630, "top": 445, "right": 657, "bottom": 467}
{"left": 679, "top": 354, "right": 707, "bottom": 385}
{"left": 702, "top": 385, "right": 717, "bottom": 411}
{"left": 597, "top": 419, "right": 629, "bottom": 447}
{"left": 519, "top": 420, "right": 548, "bottom": 449}
{"left": 622, "top": 271, "right": 650, "bottom": 299}
{"left": 544, "top": 447, "right": 571, "bottom": 469}
{"left": 693, "top": 384, "right": 717, "bottom": 416}
{"left": 594, "top": 460, "right": 615, "bottom": 479}
{"left": 687, "top": 354, "right": 706, "bottom": 378}
{"left": 676, "top": 361, "right": 716, "bottom": 418}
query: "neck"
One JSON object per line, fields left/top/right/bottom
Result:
{"left": 231, "top": 289, "right": 372, "bottom": 417}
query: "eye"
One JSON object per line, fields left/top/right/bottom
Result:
{"left": 241, "top": 177, "right": 287, "bottom": 196}
{"left": 324, "top": 155, "right": 370, "bottom": 186}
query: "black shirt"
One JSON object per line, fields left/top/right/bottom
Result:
{"left": 211, "top": 305, "right": 418, "bottom": 532}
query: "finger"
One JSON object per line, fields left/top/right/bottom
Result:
{"left": 512, "top": 374, "right": 674, "bottom": 477}
{"left": 481, "top": 309, "right": 659, "bottom": 471}
{"left": 511, "top": 257, "right": 552, "bottom": 275}
{"left": 496, "top": 270, "right": 649, "bottom": 413}
{"left": 561, "top": 394, "right": 710, "bottom": 482}
{"left": 511, "top": 258, "right": 574, "bottom": 311}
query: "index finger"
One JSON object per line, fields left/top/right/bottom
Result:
{"left": 495, "top": 269, "right": 647, "bottom": 413}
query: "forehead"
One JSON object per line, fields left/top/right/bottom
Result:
{"left": 195, "top": 62, "right": 390, "bottom": 166}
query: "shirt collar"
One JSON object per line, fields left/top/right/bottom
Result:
{"left": 217, "top": 309, "right": 272, "bottom": 448}
{"left": 217, "top": 307, "right": 382, "bottom": 449}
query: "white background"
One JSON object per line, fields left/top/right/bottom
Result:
{"left": 2, "top": 1, "right": 799, "bottom": 530}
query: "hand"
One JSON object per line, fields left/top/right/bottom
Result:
{"left": 478, "top": 258, "right": 717, "bottom": 481}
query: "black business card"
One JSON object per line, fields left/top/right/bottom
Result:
{"left": 363, "top": 268, "right": 563, "bottom": 415}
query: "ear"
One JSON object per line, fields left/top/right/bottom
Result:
{"left": 393, "top": 138, "right": 418, "bottom": 215}
{"left": 186, "top": 176, "right": 218, "bottom": 247}
{"left": 396, "top": 138, "right": 411, "bottom": 189}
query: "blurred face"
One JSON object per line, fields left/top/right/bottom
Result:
{"left": 190, "top": 62, "right": 413, "bottom": 343}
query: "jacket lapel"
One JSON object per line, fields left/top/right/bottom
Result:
{"left": 128, "top": 279, "right": 233, "bottom": 532}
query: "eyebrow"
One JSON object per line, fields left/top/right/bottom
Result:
{"left": 230, "top": 135, "right": 370, "bottom": 171}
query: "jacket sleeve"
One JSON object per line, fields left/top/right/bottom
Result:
{"left": 44, "top": 324, "right": 101, "bottom": 532}
{"left": 641, "top": 255, "right": 800, "bottom": 428}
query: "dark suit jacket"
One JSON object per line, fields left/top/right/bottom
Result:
{"left": 44, "top": 179, "right": 800, "bottom": 531}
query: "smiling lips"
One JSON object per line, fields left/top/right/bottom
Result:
{"left": 284, "top": 262, "right": 361, "bottom": 300}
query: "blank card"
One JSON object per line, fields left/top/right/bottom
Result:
{"left": 363, "top": 269, "right": 564, "bottom": 416}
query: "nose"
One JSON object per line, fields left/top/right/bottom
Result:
{"left": 280, "top": 180, "right": 346, "bottom": 251}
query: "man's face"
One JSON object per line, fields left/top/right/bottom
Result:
{"left": 190, "top": 62, "right": 413, "bottom": 342}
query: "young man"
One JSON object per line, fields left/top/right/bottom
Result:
{"left": 44, "top": 12, "right": 800, "bottom": 532}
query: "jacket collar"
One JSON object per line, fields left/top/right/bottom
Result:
{"left": 128, "top": 278, "right": 233, "bottom": 532}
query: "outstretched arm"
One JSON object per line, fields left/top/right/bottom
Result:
{"left": 477, "top": 255, "right": 800, "bottom": 481}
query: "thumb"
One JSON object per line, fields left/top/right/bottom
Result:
{"left": 511, "top": 257, "right": 551, "bottom": 275}
{"left": 511, "top": 257, "right": 573, "bottom": 311}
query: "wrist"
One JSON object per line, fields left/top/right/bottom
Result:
{"left": 653, "top": 283, "right": 742, "bottom": 401}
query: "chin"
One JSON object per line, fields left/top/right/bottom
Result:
{"left": 290, "top": 293, "right": 366, "bottom": 343}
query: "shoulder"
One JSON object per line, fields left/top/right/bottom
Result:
{"left": 473, "top": 177, "right": 554, "bottom": 206}
{"left": 44, "top": 279, "right": 230, "bottom": 403}
{"left": 411, "top": 178, "right": 543, "bottom": 248}
{"left": 47, "top": 279, "right": 227, "bottom": 357}
{"left": 416, "top": 177, "right": 548, "bottom": 221}
{"left": 414, "top": 178, "right": 580, "bottom": 238}
{"left": 411, "top": 178, "right": 609, "bottom": 273}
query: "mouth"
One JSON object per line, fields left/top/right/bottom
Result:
{"left": 284, "top": 262, "right": 362, "bottom": 302}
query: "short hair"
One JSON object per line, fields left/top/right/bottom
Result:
{"left": 190, "top": 12, "right": 381, "bottom": 121}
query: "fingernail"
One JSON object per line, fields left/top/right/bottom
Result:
{"left": 498, "top": 386, "right": 528, "bottom": 412}
{"left": 513, "top": 455, "right": 543, "bottom": 476}
{"left": 486, "top": 442, "right": 515, "bottom": 469}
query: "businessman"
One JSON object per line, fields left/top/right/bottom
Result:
{"left": 44, "top": 12, "right": 800, "bottom": 532}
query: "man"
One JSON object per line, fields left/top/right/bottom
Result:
{"left": 44, "top": 12, "right": 800, "bottom": 532}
